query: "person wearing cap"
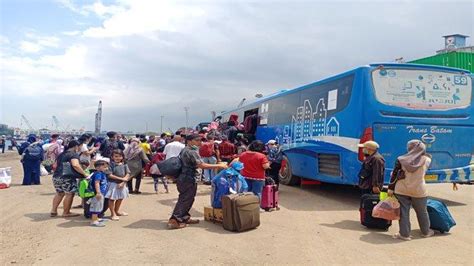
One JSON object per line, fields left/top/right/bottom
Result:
{"left": 266, "top": 140, "right": 283, "bottom": 189}
{"left": 357, "top": 140, "right": 385, "bottom": 194}
{"left": 168, "top": 134, "right": 228, "bottom": 229}
{"left": 88, "top": 159, "right": 110, "bottom": 227}
{"left": 50, "top": 140, "right": 89, "bottom": 217}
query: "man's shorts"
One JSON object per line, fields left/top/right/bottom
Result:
{"left": 89, "top": 196, "right": 104, "bottom": 214}
{"left": 52, "top": 175, "right": 78, "bottom": 193}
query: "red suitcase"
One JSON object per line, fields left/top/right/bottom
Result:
{"left": 261, "top": 185, "right": 279, "bottom": 211}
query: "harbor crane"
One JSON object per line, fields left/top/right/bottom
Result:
{"left": 95, "top": 100, "right": 102, "bottom": 135}
{"left": 21, "top": 115, "right": 35, "bottom": 131}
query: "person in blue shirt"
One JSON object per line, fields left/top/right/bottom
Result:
{"left": 89, "top": 160, "right": 109, "bottom": 227}
{"left": 18, "top": 134, "right": 44, "bottom": 185}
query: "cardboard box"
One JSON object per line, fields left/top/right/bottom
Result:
{"left": 204, "top": 206, "right": 223, "bottom": 223}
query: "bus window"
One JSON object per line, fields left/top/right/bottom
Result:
{"left": 372, "top": 68, "right": 472, "bottom": 110}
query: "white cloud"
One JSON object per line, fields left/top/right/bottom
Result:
{"left": 19, "top": 33, "right": 61, "bottom": 53}
{"left": 62, "top": 30, "right": 81, "bottom": 36}
{"left": 55, "top": 0, "right": 89, "bottom": 16}
{"left": 0, "top": 35, "right": 10, "bottom": 45}
{"left": 20, "top": 41, "right": 42, "bottom": 53}
{"left": 83, "top": 1, "right": 205, "bottom": 38}
{"left": 83, "top": 1, "right": 125, "bottom": 17}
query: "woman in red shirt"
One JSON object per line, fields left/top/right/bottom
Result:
{"left": 237, "top": 140, "right": 270, "bottom": 200}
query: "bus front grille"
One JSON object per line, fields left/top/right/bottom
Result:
{"left": 318, "top": 153, "right": 341, "bottom": 177}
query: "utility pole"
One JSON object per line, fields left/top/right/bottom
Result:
{"left": 160, "top": 115, "right": 164, "bottom": 133}
{"left": 184, "top": 107, "right": 189, "bottom": 134}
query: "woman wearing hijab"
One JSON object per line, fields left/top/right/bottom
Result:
{"left": 388, "top": 139, "right": 434, "bottom": 241}
{"left": 124, "top": 138, "right": 150, "bottom": 194}
{"left": 18, "top": 134, "right": 44, "bottom": 185}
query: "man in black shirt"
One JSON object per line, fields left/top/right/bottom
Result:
{"left": 358, "top": 141, "right": 385, "bottom": 195}
{"left": 168, "top": 134, "right": 227, "bottom": 229}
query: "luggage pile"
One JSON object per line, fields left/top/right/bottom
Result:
{"left": 205, "top": 162, "right": 278, "bottom": 232}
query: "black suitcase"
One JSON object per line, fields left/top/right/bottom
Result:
{"left": 360, "top": 194, "right": 391, "bottom": 230}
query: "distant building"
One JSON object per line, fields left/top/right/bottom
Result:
{"left": 409, "top": 34, "right": 473, "bottom": 73}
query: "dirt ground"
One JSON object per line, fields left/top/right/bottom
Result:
{"left": 0, "top": 151, "right": 473, "bottom": 265}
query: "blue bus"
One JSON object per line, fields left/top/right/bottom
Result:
{"left": 220, "top": 63, "right": 474, "bottom": 186}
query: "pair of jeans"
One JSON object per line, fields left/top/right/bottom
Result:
{"left": 170, "top": 181, "right": 198, "bottom": 223}
{"left": 245, "top": 178, "right": 265, "bottom": 201}
{"left": 396, "top": 194, "right": 431, "bottom": 237}
{"left": 201, "top": 156, "right": 217, "bottom": 182}
{"left": 268, "top": 162, "right": 282, "bottom": 187}
{"left": 151, "top": 174, "right": 168, "bottom": 192}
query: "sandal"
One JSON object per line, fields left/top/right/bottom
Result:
{"left": 111, "top": 216, "right": 120, "bottom": 221}
{"left": 50, "top": 212, "right": 58, "bottom": 217}
{"left": 62, "top": 213, "right": 81, "bottom": 217}
{"left": 392, "top": 233, "right": 412, "bottom": 241}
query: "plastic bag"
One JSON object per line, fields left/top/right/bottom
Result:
{"left": 372, "top": 197, "right": 400, "bottom": 220}
{"left": 40, "top": 164, "right": 49, "bottom": 176}
{"left": 150, "top": 164, "right": 162, "bottom": 175}
{"left": 0, "top": 167, "right": 12, "bottom": 189}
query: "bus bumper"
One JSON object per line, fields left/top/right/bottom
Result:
{"left": 424, "top": 164, "right": 474, "bottom": 184}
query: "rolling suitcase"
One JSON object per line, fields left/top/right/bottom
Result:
{"left": 261, "top": 185, "right": 279, "bottom": 211}
{"left": 222, "top": 192, "right": 260, "bottom": 232}
{"left": 360, "top": 194, "right": 391, "bottom": 230}
{"left": 427, "top": 199, "right": 456, "bottom": 233}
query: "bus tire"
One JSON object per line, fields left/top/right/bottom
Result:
{"left": 279, "top": 156, "right": 299, "bottom": 186}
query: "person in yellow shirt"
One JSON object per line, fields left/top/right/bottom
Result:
{"left": 139, "top": 135, "right": 152, "bottom": 160}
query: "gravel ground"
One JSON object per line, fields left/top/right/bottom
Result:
{"left": 0, "top": 151, "right": 472, "bottom": 265}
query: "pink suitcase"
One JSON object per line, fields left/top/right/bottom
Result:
{"left": 261, "top": 185, "right": 279, "bottom": 211}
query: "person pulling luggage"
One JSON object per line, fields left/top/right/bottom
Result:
{"left": 357, "top": 141, "right": 385, "bottom": 195}
{"left": 388, "top": 139, "right": 434, "bottom": 241}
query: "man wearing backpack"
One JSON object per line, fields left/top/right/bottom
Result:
{"left": 18, "top": 134, "right": 44, "bottom": 185}
{"left": 99, "top": 131, "right": 125, "bottom": 158}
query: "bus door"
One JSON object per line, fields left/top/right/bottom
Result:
{"left": 243, "top": 107, "right": 259, "bottom": 142}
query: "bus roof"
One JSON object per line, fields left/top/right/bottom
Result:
{"left": 221, "top": 63, "right": 471, "bottom": 115}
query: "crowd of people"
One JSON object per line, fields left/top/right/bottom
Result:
{"left": 15, "top": 116, "right": 436, "bottom": 238}
{"left": 16, "top": 119, "right": 284, "bottom": 228}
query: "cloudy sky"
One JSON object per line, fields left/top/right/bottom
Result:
{"left": 0, "top": 0, "right": 472, "bottom": 133}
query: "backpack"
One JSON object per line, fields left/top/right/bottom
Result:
{"left": 24, "top": 144, "right": 42, "bottom": 160}
{"left": 211, "top": 172, "right": 230, "bottom": 208}
{"left": 102, "top": 140, "right": 119, "bottom": 158}
{"left": 79, "top": 178, "right": 95, "bottom": 198}
{"left": 199, "top": 142, "right": 215, "bottom": 157}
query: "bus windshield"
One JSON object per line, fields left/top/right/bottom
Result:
{"left": 372, "top": 68, "right": 472, "bottom": 110}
